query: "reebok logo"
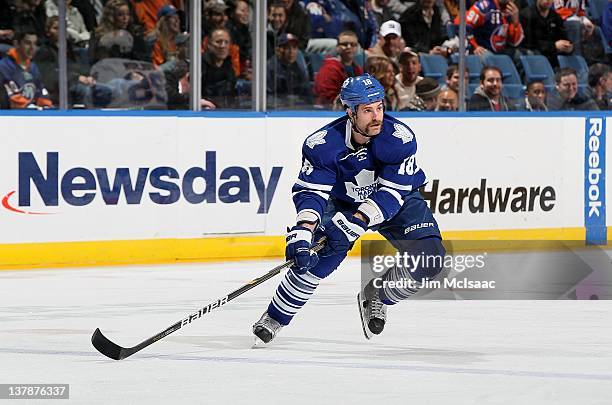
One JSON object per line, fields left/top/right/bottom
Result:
{"left": 587, "top": 118, "right": 603, "bottom": 218}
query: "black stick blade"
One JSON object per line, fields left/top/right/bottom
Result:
{"left": 91, "top": 328, "right": 127, "bottom": 360}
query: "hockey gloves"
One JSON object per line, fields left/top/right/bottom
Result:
{"left": 286, "top": 225, "right": 319, "bottom": 274}
{"left": 318, "top": 212, "right": 367, "bottom": 257}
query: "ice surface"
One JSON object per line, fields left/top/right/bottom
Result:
{"left": 1, "top": 258, "right": 611, "bottom": 404}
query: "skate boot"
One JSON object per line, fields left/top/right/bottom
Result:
{"left": 357, "top": 281, "right": 387, "bottom": 339}
{"left": 252, "top": 312, "right": 283, "bottom": 344}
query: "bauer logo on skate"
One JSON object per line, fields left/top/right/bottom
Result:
{"left": 2, "top": 151, "right": 283, "bottom": 215}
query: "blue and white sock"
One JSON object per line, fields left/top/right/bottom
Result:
{"left": 378, "top": 265, "right": 420, "bottom": 305}
{"left": 267, "top": 270, "right": 321, "bottom": 325}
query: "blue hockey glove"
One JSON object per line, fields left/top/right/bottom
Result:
{"left": 286, "top": 225, "right": 319, "bottom": 274}
{"left": 318, "top": 212, "right": 367, "bottom": 257}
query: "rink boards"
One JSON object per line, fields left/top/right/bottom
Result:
{"left": 0, "top": 112, "right": 609, "bottom": 269}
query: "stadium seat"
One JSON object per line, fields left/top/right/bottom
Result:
{"left": 557, "top": 54, "right": 589, "bottom": 86}
{"left": 306, "top": 52, "right": 325, "bottom": 76}
{"left": 588, "top": 0, "right": 607, "bottom": 23}
{"left": 482, "top": 54, "right": 524, "bottom": 99}
{"left": 450, "top": 54, "right": 483, "bottom": 83}
{"left": 419, "top": 54, "right": 449, "bottom": 85}
{"left": 519, "top": 55, "right": 555, "bottom": 88}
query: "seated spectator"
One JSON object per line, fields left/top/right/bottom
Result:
{"left": 365, "top": 55, "right": 399, "bottom": 110}
{"left": 33, "top": 16, "right": 93, "bottom": 105}
{"left": 468, "top": 65, "right": 514, "bottom": 110}
{"left": 202, "top": 27, "right": 237, "bottom": 109}
{"left": 313, "top": 30, "right": 364, "bottom": 107}
{"left": 370, "top": 0, "right": 395, "bottom": 27}
{"left": 518, "top": 79, "right": 548, "bottom": 110}
{"left": 585, "top": 63, "right": 611, "bottom": 110}
{"left": 161, "top": 33, "right": 216, "bottom": 110}
{"left": 267, "top": 1, "right": 288, "bottom": 59}
{"left": 0, "top": 29, "right": 53, "bottom": 108}
{"left": 132, "top": 0, "right": 172, "bottom": 36}
{"left": 465, "top": 0, "right": 524, "bottom": 56}
{"left": 546, "top": 67, "right": 599, "bottom": 110}
{"left": 395, "top": 47, "right": 424, "bottom": 110}
{"left": 444, "top": 63, "right": 470, "bottom": 95}
{"left": 399, "top": 0, "right": 448, "bottom": 55}
{"left": 553, "top": 0, "right": 595, "bottom": 56}
{"left": 520, "top": 0, "right": 572, "bottom": 67}
{"left": 365, "top": 20, "right": 403, "bottom": 66}
{"left": 435, "top": 88, "right": 458, "bottom": 110}
{"left": 12, "top": 0, "right": 47, "bottom": 39}
{"left": 147, "top": 4, "right": 181, "bottom": 66}
{"left": 282, "top": 0, "right": 310, "bottom": 50}
{"left": 89, "top": 0, "right": 148, "bottom": 63}
{"left": 267, "top": 32, "right": 311, "bottom": 108}
{"left": 45, "top": 0, "right": 91, "bottom": 47}
{"left": 71, "top": 0, "right": 104, "bottom": 33}
{"left": 227, "top": 0, "right": 252, "bottom": 75}
{"left": 202, "top": 2, "right": 242, "bottom": 77}
{"left": 415, "top": 77, "right": 441, "bottom": 110}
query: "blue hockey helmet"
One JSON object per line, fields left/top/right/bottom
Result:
{"left": 339, "top": 74, "right": 385, "bottom": 111}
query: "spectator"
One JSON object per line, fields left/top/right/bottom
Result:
{"left": 0, "top": 29, "right": 53, "bottom": 108}
{"left": 585, "top": 63, "right": 611, "bottom": 110}
{"left": 282, "top": 0, "right": 310, "bottom": 50}
{"left": 203, "top": 0, "right": 228, "bottom": 38}
{"left": 132, "top": 0, "right": 171, "bottom": 35}
{"left": 435, "top": 87, "right": 458, "bottom": 110}
{"left": 465, "top": 0, "right": 524, "bottom": 56}
{"left": 553, "top": 0, "right": 594, "bottom": 56}
{"left": 45, "top": 0, "right": 91, "bottom": 47}
{"left": 395, "top": 47, "right": 424, "bottom": 110}
{"left": 520, "top": 0, "right": 572, "bottom": 67}
{"left": 33, "top": 15, "right": 93, "bottom": 105}
{"left": 365, "top": 20, "right": 403, "bottom": 66}
{"left": 267, "top": 32, "right": 311, "bottom": 108}
{"left": 161, "top": 33, "right": 216, "bottom": 109}
{"left": 415, "top": 76, "right": 441, "bottom": 110}
{"left": 547, "top": 67, "right": 599, "bottom": 110}
{"left": 147, "top": 4, "right": 180, "bottom": 66}
{"left": 370, "top": 0, "right": 394, "bottom": 27}
{"left": 444, "top": 63, "right": 470, "bottom": 94}
{"left": 399, "top": 0, "right": 448, "bottom": 55}
{"left": 12, "top": 0, "right": 47, "bottom": 38}
{"left": 518, "top": 79, "right": 548, "bottom": 110}
{"left": 71, "top": 0, "right": 104, "bottom": 33}
{"left": 89, "top": 0, "right": 148, "bottom": 63}
{"left": 202, "top": 27, "right": 236, "bottom": 108}
{"left": 365, "top": 56, "right": 399, "bottom": 109}
{"left": 227, "top": 0, "right": 252, "bottom": 74}
{"left": 267, "top": 1, "right": 288, "bottom": 59}
{"left": 468, "top": 65, "right": 514, "bottom": 110}
{"left": 314, "top": 30, "right": 364, "bottom": 106}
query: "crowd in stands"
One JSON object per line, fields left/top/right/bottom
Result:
{"left": 0, "top": 0, "right": 609, "bottom": 110}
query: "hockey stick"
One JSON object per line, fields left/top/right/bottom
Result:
{"left": 91, "top": 238, "right": 326, "bottom": 360}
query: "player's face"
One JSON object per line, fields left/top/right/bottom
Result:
{"left": 526, "top": 82, "right": 546, "bottom": 104}
{"left": 557, "top": 74, "right": 578, "bottom": 100}
{"left": 482, "top": 70, "right": 502, "bottom": 98}
{"left": 353, "top": 101, "right": 384, "bottom": 137}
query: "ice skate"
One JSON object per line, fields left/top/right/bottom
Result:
{"left": 357, "top": 281, "right": 387, "bottom": 339}
{"left": 252, "top": 311, "right": 283, "bottom": 344}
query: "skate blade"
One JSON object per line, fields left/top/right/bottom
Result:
{"left": 357, "top": 293, "right": 372, "bottom": 340}
{"left": 251, "top": 336, "right": 268, "bottom": 349}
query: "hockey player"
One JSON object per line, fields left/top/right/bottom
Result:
{"left": 252, "top": 74, "right": 444, "bottom": 343}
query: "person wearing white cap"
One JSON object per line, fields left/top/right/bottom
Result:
{"left": 365, "top": 19, "right": 404, "bottom": 65}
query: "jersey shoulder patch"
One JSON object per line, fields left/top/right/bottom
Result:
{"left": 306, "top": 130, "right": 327, "bottom": 149}
{"left": 391, "top": 122, "right": 414, "bottom": 144}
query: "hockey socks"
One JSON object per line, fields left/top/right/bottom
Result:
{"left": 267, "top": 269, "right": 321, "bottom": 325}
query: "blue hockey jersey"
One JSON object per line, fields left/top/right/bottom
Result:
{"left": 292, "top": 114, "right": 426, "bottom": 227}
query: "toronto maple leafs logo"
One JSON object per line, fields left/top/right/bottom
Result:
{"left": 345, "top": 169, "right": 378, "bottom": 202}
{"left": 392, "top": 123, "right": 414, "bottom": 144}
{"left": 301, "top": 158, "right": 314, "bottom": 175}
{"left": 306, "top": 130, "right": 327, "bottom": 149}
